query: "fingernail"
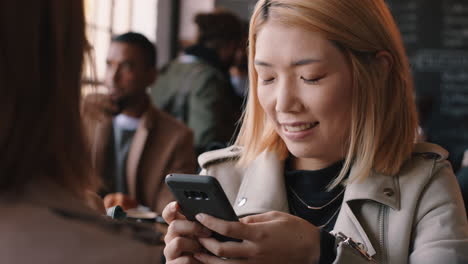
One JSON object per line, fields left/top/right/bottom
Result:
{"left": 171, "top": 202, "right": 177, "bottom": 211}
{"left": 195, "top": 213, "right": 204, "bottom": 221}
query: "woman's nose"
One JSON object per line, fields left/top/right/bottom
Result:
{"left": 275, "top": 79, "right": 303, "bottom": 113}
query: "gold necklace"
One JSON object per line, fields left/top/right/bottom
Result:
{"left": 318, "top": 207, "right": 341, "bottom": 228}
{"left": 287, "top": 186, "right": 345, "bottom": 210}
{"left": 287, "top": 191, "right": 342, "bottom": 228}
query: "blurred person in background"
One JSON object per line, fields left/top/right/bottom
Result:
{"left": 152, "top": 9, "right": 244, "bottom": 155}
{"left": 229, "top": 22, "right": 249, "bottom": 99}
{"left": 82, "top": 32, "right": 196, "bottom": 214}
{"left": 0, "top": 1, "right": 166, "bottom": 263}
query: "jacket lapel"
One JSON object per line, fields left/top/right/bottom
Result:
{"left": 334, "top": 198, "right": 378, "bottom": 256}
{"left": 126, "top": 106, "right": 155, "bottom": 199}
{"left": 344, "top": 168, "right": 400, "bottom": 210}
{"left": 91, "top": 119, "right": 112, "bottom": 177}
{"left": 234, "top": 150, "right": 289, "bottom": 216}
{"left": 231, "top": 148, "right": 403, "bottom": 257}
{"left": 334, "top": 168, "right": 401, "bottom": 257}
{"left": 233, "top": 150, "right": 402, "bottom": 258}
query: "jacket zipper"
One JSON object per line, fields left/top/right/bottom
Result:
{"left": 378, "top": 204, "right": 388, "bottom": 264}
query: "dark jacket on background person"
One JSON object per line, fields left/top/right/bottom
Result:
{"left": 151, "top": 45, "right": 242, "bottom": 154}
{"left": 83, "top": 95, "right": 196, "bottom": 214}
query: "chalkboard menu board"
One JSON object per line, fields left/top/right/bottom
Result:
{"left": 386, "top": 0, "right": 468, "bottom": 171}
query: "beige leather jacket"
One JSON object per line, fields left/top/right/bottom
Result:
{"left": 198, "top": 142, "right": 468, "bottom": 264}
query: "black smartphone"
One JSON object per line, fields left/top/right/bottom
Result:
{"left": 165, "top": 173, "right": 241, "bottom": 242}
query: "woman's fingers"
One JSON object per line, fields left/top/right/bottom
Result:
{"left": 102, "top": 193, "right": 137, "bottom": 210}
{"left": 198, "top": 238, "right": 252, "bottom": 259}
{"left": 163, "top": 202, "right": 215, "bottom": 263}
{"left": 162, "top": 202, "right": 186, "bottom": 224}
{"left": 165, "top": 219, "right": 212, "bottom": 243}
{"left": 166, "top": 255, "right": 203, "bottom": 264}
{"left": 240, "top": 211, "right": 286, "bottom": 224}
{"left": 194, "top": 253, "right": 244, "bottom": 264}
{"left": 195, "top": 213, "right": 249, "bottom": 240}
{"left": 102, "top": 194, "right": 115, "bottom": 209}
{"left": 164, "top": 236, "right": 203, "bottom": 260}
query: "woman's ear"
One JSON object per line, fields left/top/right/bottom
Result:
{"left": 375, "top": 51, "right": 393, "bottom": 79}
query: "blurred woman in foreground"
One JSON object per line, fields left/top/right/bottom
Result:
{"left": 0, "top": 1, "right": 162, "bottom": 263}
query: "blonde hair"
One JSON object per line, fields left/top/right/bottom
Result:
{"left": 0, "top": 0, "right": 99, "bottom": 197}
{"left": 236, "top": 0, "right": 418, "bottom": 188}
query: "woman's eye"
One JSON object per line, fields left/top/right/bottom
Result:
{"left": 261, "top": 77, "right": 275, "bottom": 85}
{"left": 300, "top": 76, "right": 321, "bottom": 84}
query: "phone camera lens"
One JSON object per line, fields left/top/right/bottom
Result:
{"left": 184, "top": 191, "right": 192, "bottom": 199}
{"left": 201, "top": 192, "right": 209, "bottom": 200}
{"left": 191, "top": 191, "right": 200, "bottom": 200}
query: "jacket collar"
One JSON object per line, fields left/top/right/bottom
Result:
{"left": 232, "top": 149, "right": 404, "bottom": 257}
{"left": 232, "top": 149, "right": 401, "bottom": 214}
{"left": 137, "top": 99, "right": 157, "bottom": 131}
{"left": 125, "top": 102, "right": 162, "bottom": 198}
{"left": 342, "top": 141, "right": 448, "bottom": 210}
{"left": 233, "top": 150, "right": 289, "bottom": 216}
{"left": 335, "top": 168, "right": 401, "bottom": 257}
{"left": 91, "top": 99, "right": 158, "bottom": 198}
{"left": 230, "top": 150, "right": 398, "bottom": 215}
{"left": 344, "top": 167, "right": 400, "bottom": 210}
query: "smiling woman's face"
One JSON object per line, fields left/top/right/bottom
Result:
{"left": 255, "top": 21, "right": 353, "bottom": 170}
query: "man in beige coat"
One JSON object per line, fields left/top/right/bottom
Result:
{"left": 83, "top": 32, "right": 196, "bottom": 214}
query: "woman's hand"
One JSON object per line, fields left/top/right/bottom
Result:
{"left": 103, "top": 192, "right": 138, "bottom": 210}
{"left": 162, "top": 201, "right": 212, "bottom": 264}
{"left": 85, "top": 190, "right": 106, "bottom": 214}
{"left": 193, "top": 211, "right": 320, "bottom": 264}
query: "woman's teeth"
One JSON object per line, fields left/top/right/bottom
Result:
{"left": 284, "top": 122, "right": 317, "bottom": 132}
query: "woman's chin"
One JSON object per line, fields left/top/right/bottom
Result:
{"left": 285, "top": 143, "right": 317, "bottom": 159}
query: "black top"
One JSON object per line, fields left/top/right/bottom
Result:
{"left": 285, "top": 159, "right": 346, "bottom": 264}
{"left": 285, "top": 159, "right": 345, "bottom": 231}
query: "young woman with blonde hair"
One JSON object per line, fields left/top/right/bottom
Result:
{"left": 163, "top": 0, "right": 468, "bottom": 263}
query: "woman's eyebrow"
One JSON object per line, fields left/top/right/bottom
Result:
{"left": 254, "top": 59, "right": 272, "bottom": 67}
{"left": 254, "top": 58, "right": 322, "bottom": 67}
{"left": 291, "top": 58, "right": 321, "bottom": 67}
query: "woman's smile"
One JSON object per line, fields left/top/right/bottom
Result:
{"left": 281, "top": 122, "right": 320, "bottom": 140}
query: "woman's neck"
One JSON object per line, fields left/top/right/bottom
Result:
{"left": 291, "top": 157, "right": 344, "bottom": 171}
